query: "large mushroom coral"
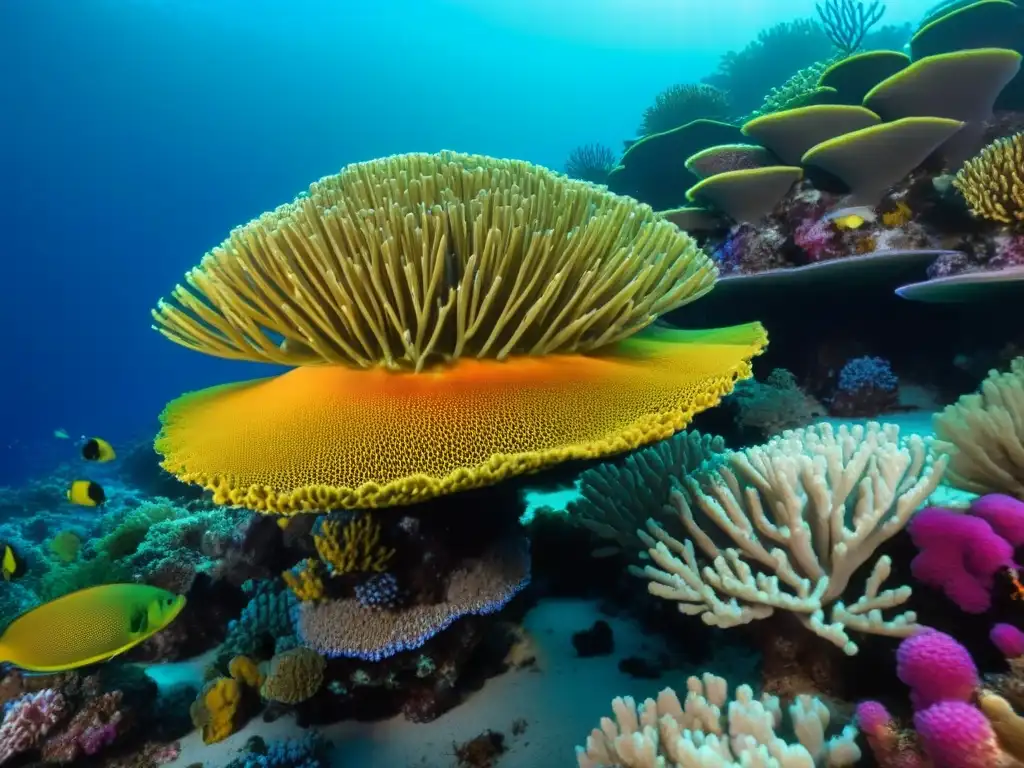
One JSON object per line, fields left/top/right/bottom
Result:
{"left": 153, "top": 151, "right": 767, "bottom": 513}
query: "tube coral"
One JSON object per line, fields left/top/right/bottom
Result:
{"left": 152, "top": 151, "right": 766, "bottom": 513}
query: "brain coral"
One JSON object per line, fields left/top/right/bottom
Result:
{"left": 153, "top": 151, "right": 767, "bottom": 513}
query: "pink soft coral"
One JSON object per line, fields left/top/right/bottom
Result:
{"left": 914, "top": 701, "right": 1002, "bottom": 768}
{"left": 793, "top": 218, "right": 837, "bottom": 261}
{"left": 0, "top": 689, "right": 67, "bottom": 765}
{"left": 856, "top": 701, "right": 928, "bottom": 768}
{"left": 897, "top": 629, "right": 978, "bottom": 710}
{"left": 909, "top": 505, "right": 1016, "bottom": 613}
{"left": 991, "top": 623, "right": 1024, "bottom": 660}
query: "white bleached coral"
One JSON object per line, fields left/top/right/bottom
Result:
{"left": 576, "top": 673, "right": 860, "bottom": 767}
{"left": 635, "top": 422, "right": 947, "bottom": 655}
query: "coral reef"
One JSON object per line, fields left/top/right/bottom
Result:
{"left": 576, "top": 673, "right": 860, "bottom": 767}
{"left": 637, "top": 422, "right": 946, "bottom": 654}
{"left": 858, "top": 629, "right": 1024, "bottom": 767}
{"left": 729, "top": 367, "right": 827, "bottom": 437}
{"left": 830, "top": 355, "right": 900, "bottom": 416}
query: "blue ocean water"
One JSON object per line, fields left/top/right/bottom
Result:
{"left": 0, "top": 0, "right": 932, "bottom": 486}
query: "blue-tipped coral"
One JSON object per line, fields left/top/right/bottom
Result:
{"left": 296, "top": 539, "right": 530, "bottom": 661}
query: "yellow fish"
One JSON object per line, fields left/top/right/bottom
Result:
{"left": 823, "top": 205, "right": 877, "bottom": 231}
{"left": 1, "top": 545, "right": 25, "bottom": 582}
{"left": 0, "top": 584, "right": 186, "bottom": 673}
{"left": 67, "top": 480, "right": 105, "bottom": 507}
{"left": 81, "top": 437, "right": 116, "bottom": 462}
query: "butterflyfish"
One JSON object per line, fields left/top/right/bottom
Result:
{"left": 67, "top": 480, "right": 105, "bottom": 507}
{"left": 82, "top": 437, "right": 116, "bottom": 462}
{"left": 0, "top": 583, "right": 186, "bottom": 673}
{"left": 823, "top": 206, "right": 877, "bottom": 230}
{"left": 1, "top": 545, "right": 25, "bottom": 582}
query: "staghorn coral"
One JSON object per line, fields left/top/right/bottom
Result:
{"left": 565, "top": 143, "right": 617, "bottom": 184}
{"left": 639, "top": 84, "right": 733, "bottom": 135}
{"left": 955, "top": 131, "right": 1024, "bottom": 224}
{"left": 933, "top": 356, "right": 1024, "bottom": 496}
{"left": 260, "top": 648, "right": 326, "bottom": 705}
{"left": 637, "top": 422, "right": 947, "bottom": 655}
{"left": 297, "top": 538, "right": 530, "bottom": 661}
{"left": 314, "top": 514, "right": 394, "bottom": 575}
{"left": 152, "top": 150, "right": 765, "bottom": 513}
{"left": 730, "top": 367, "right": 827, "bottom": 438}
{"left": 576, "top": 674, "right": 860, "bottom": 767}
{"left": 567, "top": 430, "right": 726, "bottom": 557}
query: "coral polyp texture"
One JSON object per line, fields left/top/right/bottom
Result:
{"left": 152, "top": 150, "right": 767, "bottom": 512}
{"left": 955, "top": 131, "right": 1024, "bottom": 224}
{"left": 576, "top": 673, "right": 860, "bottom": 768}
{"left": 296, "top": 538, "right": 530, "bottom": 661}
{"left": 637, "top": 422, "right": 947, "bottom": 655}
{"left": 933, "top": 356, "right": 1024, "bottom": 496}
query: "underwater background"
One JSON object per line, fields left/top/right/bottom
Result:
{"left": 9, "top": 1, "right": 1024, "bottom": 768}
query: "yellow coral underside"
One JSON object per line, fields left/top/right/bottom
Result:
{"left": 156, "top": 322, "right": 767, "bottom": 513}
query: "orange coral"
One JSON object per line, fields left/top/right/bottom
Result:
{"left": 158, "top": 323, "right": 767, "bottom": 512}
{"left": 314, "top": 515, "right": 393, "bottom": 574}
{"left": 189, "top": 676, "right": 243, "bottom": 744}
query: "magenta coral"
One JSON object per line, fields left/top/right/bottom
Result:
{"left": 969, "top": 494, "right": 1024, "bottom": 547}
{"left": 856, "top": 701, "right": 928, "bottom": 768}
{"left": 909, "top": 506, "right": 1015, "bottom": 613}
{"left": 793, "top": 218, "right": 837, "bottom": 262}
{"left": 0, "top": 689, "right": 67, "bottom": 765}
{"left": 914, "top": 700, "right": 1002, "bottom": 768}
{"left": 991, "top": 623, "right": 1024, "bottom": 659}
{"left": 896, "top": 629, "right": 978, "bottom": 710}
{"left": 40, "top": 691, "right": 124, "bottom": 763}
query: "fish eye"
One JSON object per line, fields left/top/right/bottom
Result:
{"left": 165, "top": 598, "right": 173, "bottom": 605}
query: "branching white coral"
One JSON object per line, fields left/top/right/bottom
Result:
{"left": 634, "top": 422, "right": 948, "bottom": 655}
{"left": 576, "top": 673, "right": 860, "bottom": 768}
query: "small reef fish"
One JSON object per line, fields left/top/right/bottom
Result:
{"left": 0, "top": 584, "right": 186, "bottom": 673}
{"left": 1010, "top": 567, "right": 1024, "bottom": 600}
{"left": 81, "top": 437, "right": 116, "bottom": 462}
{"left": 67, "top": 480, "right": 105, "bottom": 507}
{"left": 823, "top": 206, "right": 877, "bottom": 230}
{"left": 53, "top": 429, "right": 69, "bottom": 440}
{"left": 1, "top": 545, "right": 25, "bottom": 582}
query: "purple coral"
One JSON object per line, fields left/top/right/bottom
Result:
{"left": 909, "top": 496, "right": 1022, "bottom": 613}
{"left": 991, "top": 623, "right": 1024, "bottom": 659}
{"left": 794, "top": 218, "right": 837, "bottom": 261}
{"left": 0, "top": 689, "right": 67, "bottom": 765}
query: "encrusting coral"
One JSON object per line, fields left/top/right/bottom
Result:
{"left": 636, "top": 422, "right": 947, "bottom": 655}
{"left": 152, "top": 150, "right": 767, "bottom": 513}
{"left": 576, "top": 673, "right": 860, "bottom": 767}
{"left": 260, "top": 647, "right": 326, "bottom": 705}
